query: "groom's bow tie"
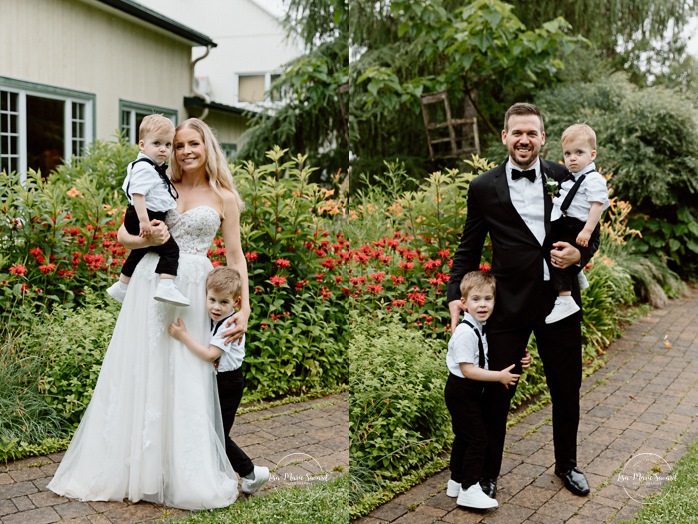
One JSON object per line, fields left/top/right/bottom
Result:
{"left": 512, "top": 168, "right": 536, "bottom": 182}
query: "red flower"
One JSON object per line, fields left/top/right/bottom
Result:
{"left": 275, "top": 258, "right": 290, "bottom": 268}
{"left": 422, "top": 259, "right": 442, "bottom": 272}
{"left": 369, "top": 271, "right": 385, "bottom": 282}
{"left": 9, "top": 264, "right": 28, "bottom": 276}
{"left": 270, "top": 275, "right": 287, "bottom": 287}
{"left": 367, "top": 284, "right": 383, "bottom": 295}
{"left": 391, "top": 299, "right": 406, "bottom": 308}
{"left": 320, "top": 258, "right": 337, "bottom": 270}
{"left": 58, "top": 269, "right": 76, "bottom": 280}
{"left": 398, "top": 261, "right": 414, "bottom": 271}
{"left": 211, "top": 260, "right": 222, "bottom": 267}
{"left": 270, "top": 313, "right": 281, "bottom": 321}
{"left": 407, "top": 291, "right": 427, "bottom": 306}
{"left": 245, "top": 251, "right": 258, "bottom": 262}
{"left": 479, "top": 263, "right": 491, "bottom": 272}
{"left": 295, "top": 279, "right": 309, "bottom": 291}
{"left": 438, "top": 248, "right": 451, "bottom": 259}
{"left": 315, "top": 273, "right": 325, "bottom": 282}
{"left": 319, "top": 286, "right": 332, "bottom": 299}
{"left": 39, "top": 264, "right": 56, "bottom": 274}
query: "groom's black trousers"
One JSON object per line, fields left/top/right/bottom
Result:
{"left": 216, "top": 368, "right": 255, "bottom": 478}
{"left": 482, "top": 285, "right": 583, "bottom": 479}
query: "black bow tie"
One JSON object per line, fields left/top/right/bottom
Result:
{"left": 512, "top": 168, "right": 536, "bottom": 182}
{"left": 155, "top": 163, "right": 169, "bottom": 176}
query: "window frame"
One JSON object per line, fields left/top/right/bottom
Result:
{"left": 119, "top": 100, "right": 178, "bottom": 144}
{"left": 0, "top": 76, "right": 95, "bottom": 181}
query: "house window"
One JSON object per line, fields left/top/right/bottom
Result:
{"left": 220, "top": 143, "right": 237, "bottom": 160}
{"left": 235, "top": 72, "right": 284, "bottom": 104}
{"left": 0, "top": 77, "right": 94, "bottom": 179}
{"left": 120, "top": 101, "right": 177, "bottom": 144}
{"left": 238, "top": 75, "right": 266, "bottom": 103}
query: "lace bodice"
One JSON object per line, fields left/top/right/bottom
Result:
{"left": 166, "top": 206, "right": 221, "bottom": 256}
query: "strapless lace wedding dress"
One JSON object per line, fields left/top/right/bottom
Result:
{"left": 48, "top": 206, "right": 238, "bottom": 509}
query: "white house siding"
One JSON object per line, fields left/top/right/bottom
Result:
{"left": 1, "top": 0, "right": 193, "bottom": 140}
{"left": 136, "top": 0, "right": 302, "bottom": 107}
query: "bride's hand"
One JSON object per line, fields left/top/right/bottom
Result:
{"left": 117, "top": 220, "right": 170, "bottom": 250}
{"left": 222, "top": 306, "right": 249, "bottom": 345}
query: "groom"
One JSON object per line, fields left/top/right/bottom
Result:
{"left": 447, "top": 103, "right": 597, "bottom": 498}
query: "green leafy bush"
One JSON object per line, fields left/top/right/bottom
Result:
{"left": 18, "top": 291, "right": 120, "bottom": 427}
{"left": 350, "top": 313, "right": 450, "bottom": 493}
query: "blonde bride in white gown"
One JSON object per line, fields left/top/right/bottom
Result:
{"left": 48, "top": 118, "right": 250, "bottom": 510}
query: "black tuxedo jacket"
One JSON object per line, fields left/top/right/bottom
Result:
{"left": 447, "top": 158, "right": 599, "bottom": 329}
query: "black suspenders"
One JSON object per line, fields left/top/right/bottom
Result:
{"left": 125, "top": 157, "right": 179, "bottom": 201}
{"left": 459, "top": 319, "right": 486, "bottom": 369}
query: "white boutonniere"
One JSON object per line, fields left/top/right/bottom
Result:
{"left": 544, "top": 176, "right": 559, "bottom": 198}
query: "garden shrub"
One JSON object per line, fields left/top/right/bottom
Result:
{"left": 16, "top": 291, "right": 120, "bottom": 427}
{"left": 349, "top": 312, "right": 450, "bottom": 492}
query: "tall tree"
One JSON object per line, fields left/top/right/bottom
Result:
{"left": 237, "top": 0, "right": 349, "bottom": 179}
{"left": 349, "top": 0, "right": 585, "bottom": 180}
{"left": 507, "top": 0, "right": 698, "bottom": 85}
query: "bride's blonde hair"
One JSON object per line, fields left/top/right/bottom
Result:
{"left": 170, "top": 118, "right": 244, "bottom": 217}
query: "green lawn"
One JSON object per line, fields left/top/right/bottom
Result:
{"left": 168, "top": 474, "right": 349, "bottom": 524}
{"left": 618, "top": 437, "right": 698, "bottom": 523}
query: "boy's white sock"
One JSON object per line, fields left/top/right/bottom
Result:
{"left": 117, "top": 281, "right": 128, "bottom": 290}
{"left": 159, "top": 279, "right": 175, "bottom": 288}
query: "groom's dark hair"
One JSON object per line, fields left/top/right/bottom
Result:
{"left": 504, "top": 103, "right": 544, "bottom": 133}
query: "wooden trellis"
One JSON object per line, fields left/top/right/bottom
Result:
{"left": 420, "top": 91, "right": 480, "bottom": 160}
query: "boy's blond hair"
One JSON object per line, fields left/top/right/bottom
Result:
{"left": 459, "top": 271, "right": 496, "bottom": 300}
{"left": 561, "top": 123, "right": 596, "bottom": 150}
{"left": 139, "top": 114, "right": 175, "bottom": 141}
{"left": 206, "top": 266, "right": 243, "bottom": 299}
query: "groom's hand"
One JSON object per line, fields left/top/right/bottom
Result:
{"left": 449, "top": 299, "right": 467, "bottom": 333}
{"left": 551, "top": 241, "right": 581, "bottom": 269}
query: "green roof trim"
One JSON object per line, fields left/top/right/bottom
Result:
{"left": 95, "top": 0, "right": 217, "bottom": 47}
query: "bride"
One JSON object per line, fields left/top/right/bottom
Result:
{"left": 48, "top": 118, "right": 250, "bottom": 510}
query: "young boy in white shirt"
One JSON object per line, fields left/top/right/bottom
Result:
{"left": 168, "top": 266, "right": 270, "bottom": 494}
{"left": 545, "top": 123, "right": 609, "bottom": 324}
{"left": 107, "top": 114, "right": 189, "bottom": 307}
{"left": 445, "top": 271, "right": 530, "bottom": 509}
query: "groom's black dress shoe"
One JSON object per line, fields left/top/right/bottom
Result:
{"left": 555, "top": 466, "right": 590, "bottom": 496}
{"left": 479, "top": 478, "right": 497, "bottom": 498}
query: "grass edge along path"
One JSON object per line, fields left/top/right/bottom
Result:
{"left": 617, "top": 437, "right": 698, "bottom": 524}
{"left": 168, "top": 474, "right": 350, "bottom": 524}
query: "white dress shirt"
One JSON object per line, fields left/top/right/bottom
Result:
{"left": 506, "top": 158, "right": 549, "bottom": 280}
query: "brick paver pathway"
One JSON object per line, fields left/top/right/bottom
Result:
{"left": 0, "top": 392, "right": 348, "bottom": 523}
{"left": 356, "top": 290, "right": 698, "bottom": 524}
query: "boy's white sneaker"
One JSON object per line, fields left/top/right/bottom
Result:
{"left": 447, "top": 479, "right": 461, "bottom": 497}
{"left": 241, "top": 466, "right": 270, "bottom": 495}
{"left": 106, "top": 282, "right": 127, "bottom": 303}
{"left": 545, "top": 296, "right": 580, "bottom": 324}
{"left": 456, "top": 483, "right": 498, "bottom": 509}
{"left": 578, "top": 272, "right": 590, "bottom": 290}
{"left": 153, "top": 281, "right": 190, "bottom": 307}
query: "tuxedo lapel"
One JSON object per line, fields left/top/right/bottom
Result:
{"left": 541, "top": 162, "right": 553, "bottom": 238}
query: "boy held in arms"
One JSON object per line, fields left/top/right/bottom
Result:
{"left": 545, "top": 123, "right": 609, "bottom": 324}
{"left": 445, "top": 271, "right": 531, "bottom": 510}
{"left": 107, "top": 114, "right": 189, "bottom": 307}
{"left": 168, "top": 266, "right": 270, "bottom": 494}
